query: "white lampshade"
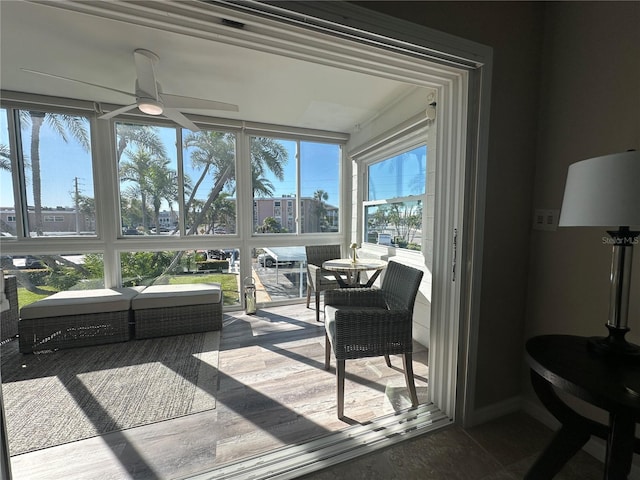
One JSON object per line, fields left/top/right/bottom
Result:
{"left": 559, "top": 151, "right": 640, "bottom": 227}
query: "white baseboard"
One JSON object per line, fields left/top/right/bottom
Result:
{"left": 466, "top": 395, "right": 523, "bottom": 427}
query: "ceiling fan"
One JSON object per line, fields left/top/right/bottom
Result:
{"left": 21, "top": 49, "right": 239, "bottom": 131}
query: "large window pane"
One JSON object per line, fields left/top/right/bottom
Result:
{"left": 368, "top": 145, "right": 427, "bottom": 200}
{"left": 0, "top": 108, "right": 17, "bottom": 238}
{"left": 17, "top": 110, "right": 94, "bottom": 237}
{"left": 182, "top": 129, "right": 237, "bottom": 236}
{"left": 365, "top": 145, "right": 427, "bottom": 251}
{"left": 119, "top": 249, "right": 240, "bottom": 306}
{"left": 300, "top": 142, "right": 340, "bottom": 233}
{"left": 116, "top": 122, "right": 177, "bottom": 236}
{"left": 252, "top": 245, "right": 307, "bottom": 301}
{"left": 251, "top": 137, "right": 295, "bottom": 233}
{"left": 365, "top": 200, "right": 423, "bottom": 250}
{"left": 251, "top": 137, "right": 342, "bottom": 235}
{"left": 4, "top": 252, "right": 104, "bottom": 310}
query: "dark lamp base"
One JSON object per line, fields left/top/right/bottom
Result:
{"left": 587, "top": 325, "right": 640, "bottom": 360}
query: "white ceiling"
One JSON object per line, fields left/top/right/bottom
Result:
{"left": 0, "top": 1, "right": 422, "bottom": 134}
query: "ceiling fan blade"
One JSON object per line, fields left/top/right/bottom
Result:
{"left": 98, "top": 104, "right": 138, "bottom": 120}
{"left": 160, "top": 93, "right": 239, "bottom": 112}
{"left": 20, "top": 68, "right": 134, "bottom": 98}
{"left": 162, "top": 108, "right": 200, "bottom": 132}
{"left": 133, "top": 49, "right": 159, "bottom": 99}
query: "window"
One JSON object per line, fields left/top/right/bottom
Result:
{"left": 2, "top": 108, "right": 95, "bottom": 237}
{"left": 117, "top": 122, "right": 178, "bottom": 236}
{"left": 182, "top": 129, "right": 237, "bottom": 236}
{"left": 252, "top": 137, "right": 341, "bottom": 234}
{"left": 118, "top": 249, "right": 240, "bottom": 305}
{"left": 0, "top": 109, "right": 17, "bottom": 238}
{"left": 364, "top": 145, "right": 427, "bottom": 251}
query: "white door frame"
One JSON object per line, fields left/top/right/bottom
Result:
{"left": 21, "top": 0, "right": 493, "bottom": 474}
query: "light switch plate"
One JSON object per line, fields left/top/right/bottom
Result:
{"left": 533, "top": 209, "right": 559, "bottom": 231}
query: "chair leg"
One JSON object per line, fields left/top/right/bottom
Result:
{"left": 384, "top": 354, "right": 392, "bottom": 367}
{"left": 315, "top": 291, "right": 321, "bottom": 322}
{"left": 325, "top": 333, "right": 331, "bottom": 370}
{"left": 306, "top": 284, "right": 312, "bottom": 308}
{"left": 337, "top": 359, "right": 345, "bottom": 418}
{"left": 402, "top": 353, "right": 419, "bottom": 407}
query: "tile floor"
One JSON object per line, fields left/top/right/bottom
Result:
{"left": 298, "top": 411, "right": 609, "bottom": 480}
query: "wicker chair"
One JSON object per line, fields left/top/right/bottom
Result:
{"left": 305, "top": 244, "right": 342, "bottom": 322}
{"left": 323, "top": 260, "right": 424, "bottom": 418}
{"left": 1, "top": 275, "right": 19, "bottom": 342}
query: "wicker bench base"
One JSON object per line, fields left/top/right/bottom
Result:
{"left": 19, "top": 310, "right": 131, "bottom": 353}
{"left": 134, "top": 302, "right": 222, "bottom": 339}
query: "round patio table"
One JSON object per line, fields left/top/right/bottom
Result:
{"left": 322, "top": 258, "right": 387, "bottom": 287}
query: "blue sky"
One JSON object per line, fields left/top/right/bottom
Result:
{"left": 1, "top": 112, "right": 341, "bottom": 210}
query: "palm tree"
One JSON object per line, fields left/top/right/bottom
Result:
{"left": 312, "top": 189, "right": 329, "bottom": 232}
{"left": 147, "top": 159, "right": 178, "bottom": 233}
{"left": 115, "top": 123, "right": 167, "bottom": 163}
{"left": 22, "top": 111, "right": 90, "bottom": 235}
{"left": 183, "top": 131, "right": 235, "bottom": 226}
{"left": 0, "top": 144, "right": 11, "bottom": 171}
{"left": 120, "top": 149, "right": 155, "bottom": 230}
{"left": 158, "top": 132, "right": 289, "bottom": 279}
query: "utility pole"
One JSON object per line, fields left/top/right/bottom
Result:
{"left": 74, "top": 177, "right": 81, "bottom": 234}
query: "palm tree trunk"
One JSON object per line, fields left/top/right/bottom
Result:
{"left": 30, "top": 112, "right": 45, "bottom": 236}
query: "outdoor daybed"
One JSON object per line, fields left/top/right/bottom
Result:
{"left": 132, "top": 283, "right": 223, "bottom": 339}
{"left": 18, "top": 287, "right": 143, "bottom": 353}
{"left": 18, "top": 283, "right": 223, "bottom": 353}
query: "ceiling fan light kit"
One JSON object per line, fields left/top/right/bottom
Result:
{"left": 137, "top": 98, "right": 164, "bottom": 116}
{"left": 21, "top": 48, "right": 239, "bottom": 131}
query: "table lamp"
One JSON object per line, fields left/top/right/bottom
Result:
{"left": 559, "top": 150, "right": 640, "bottom": 358}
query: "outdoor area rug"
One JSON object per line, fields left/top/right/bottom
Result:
{"left": 1, "top": 331, "right": 219, "bottom": 456}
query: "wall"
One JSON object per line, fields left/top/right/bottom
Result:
{"left": 527, "top": 1, "right": 640, "bottom": 344}
{"left": 354, "top": 1, "right": 545, "bottom": 413}
{"left": 526, "top": 1, "right": 640, "bottom": 465}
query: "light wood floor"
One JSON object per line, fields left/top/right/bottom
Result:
{"left": 7, "top": 303, "right": 430, "bottom": 480}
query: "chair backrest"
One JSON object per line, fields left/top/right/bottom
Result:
{"left": 381, "top": 261, "right": 424, "bottom": 312}
{"left": 305, "top": 244, "right": 341, "bottom": 267}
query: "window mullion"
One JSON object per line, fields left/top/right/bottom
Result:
{"left": 7, "top": 109, "right": 28, "bottom": 238}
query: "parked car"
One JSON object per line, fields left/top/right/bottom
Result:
{"left": 25, "top": 255, "right": 45, "bottom": 269}
{"left": 257, "top": 253, "right": 294, "bottom": 268}
{"left": 207, "top": 249, "right": 227, "bottom": 260}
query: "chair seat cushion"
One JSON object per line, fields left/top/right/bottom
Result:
{"left": 20, "top": 287, "right": 144, "bottom": 319}
{"left": 131, "top": 283, "right": 222, "bottom": 310}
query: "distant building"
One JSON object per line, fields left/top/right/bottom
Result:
{"left": 253, "top": 196, "right": 338, "bottom": 233}
{"left": 0, "top": 206, "right": 96, "bottom": 235}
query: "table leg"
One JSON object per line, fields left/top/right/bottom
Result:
{"left": 525, "top": 370, "right": 606, "bottom": 479}
{"left": 605, "top": 410, "right": 635, "bottom": 480}
{"left": 364, "top": 269, "right": 382, "bottom": 287}
{"left": 525, "top": 423, "right": 592, "bottom": 479}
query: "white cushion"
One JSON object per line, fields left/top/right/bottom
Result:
{"left": 131, "top": 283, "right": 222, "bottom": 310}
{"left": 20, "top": 287, "right": 144, "bottom": 319}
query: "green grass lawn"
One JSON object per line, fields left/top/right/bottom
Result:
{"left": 17, "top": 285, "right": 59, "bottom": 309}
{"left": 168, "top": 273, "right": 240, "bottom": 305}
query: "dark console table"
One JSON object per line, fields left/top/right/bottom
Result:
{"left": 525, "top": 335, "right": 640, "bottom": 479}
